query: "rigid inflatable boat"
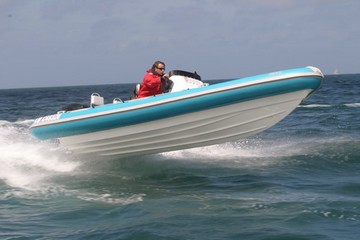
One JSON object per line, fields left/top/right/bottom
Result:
{"left": 30, "top": 66, "right": 324, "bottom": 157}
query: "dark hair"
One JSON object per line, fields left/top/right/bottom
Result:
{"left": 152, "top": 60, "right": 165, "bottom": 70}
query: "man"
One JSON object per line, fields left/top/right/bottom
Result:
{"left": 137, "top": 61, "right": 170, "bottom": 98}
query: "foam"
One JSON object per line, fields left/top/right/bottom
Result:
{"left": 159, "top": 139, "right": 307, "bottom": 169}
{"left": 0, "top": 120, "right": 79, "bottom": 190}
{"left": 299, "top": 103, "right": 360, "bottom": 108}
{"left": 344, "top": 103, "right": 360, "bottom": 107}
{"left": 158, "top": 135, "right": 355, "bottom": 169}
{"left": 77, "top": 193, "right": 145, "bottom": 204}
{"left": 0, "top": 120, "right": 145, "bottom": 205}
{"left": 298, "top": 104, "right": 332, "bottom": 108}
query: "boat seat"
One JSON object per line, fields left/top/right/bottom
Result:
{"left": 90, "top": 93, "right": 104, "bottom": 107}
{"left": 130, "top": 84, "right": 141, "bottom": 99}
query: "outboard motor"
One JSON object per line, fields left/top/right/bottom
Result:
{"left": 168, "top": 70, "right": 207, "bottom": 93}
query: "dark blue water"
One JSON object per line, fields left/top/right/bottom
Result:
{"left": 0, "top": 74, "right": 359, "bottom": 239}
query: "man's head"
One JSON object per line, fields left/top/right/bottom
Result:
{"left": 152, "top": 60, "right": 166, "bottom": 75}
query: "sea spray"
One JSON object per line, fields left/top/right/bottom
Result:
{"left": 0, "top": 120, "right": 79, "bottom": 189}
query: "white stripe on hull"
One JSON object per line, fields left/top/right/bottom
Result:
{"left": 60, "top": 90, "right": 310, "bottom": 157}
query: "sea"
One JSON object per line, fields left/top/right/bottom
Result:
{"left": 0, "top": 74, "right": 359, "bottom": 240}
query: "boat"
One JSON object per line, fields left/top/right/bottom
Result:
{"left": 30, "top": 66, "right": 324, "bottom": 158}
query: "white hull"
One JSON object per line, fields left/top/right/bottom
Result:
{"left": 60, "top": 90, "right": 310, "bottom": 157}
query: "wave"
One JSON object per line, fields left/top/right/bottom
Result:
{"left": 344, "top": 103, "right": 360, "bottom": 107}
{"left": 77, "top": 193, "right": 145, "bottom": 204}
{"left": 299, "top": 104, "right": 332, "bottom": 108}
{"left": 1, "top": 119, "right": 357, "bottom": 205}
{"left": 159, "top": 136, "right": 359, "bottom": 169}
{"left": 0, "top": 120, "right": 79, "bottom": 189}
{"left": 0, "top": 120, "right": 143, "bottom": 205}
{"left": 299, "top": 103, "right": 360, "bottom": 108}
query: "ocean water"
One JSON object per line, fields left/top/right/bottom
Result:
{"left": 0, "top": 74, "right": 359, "bottom": 240}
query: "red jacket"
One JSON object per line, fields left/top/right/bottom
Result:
{"left": 137, "top": 69, "right": 164, "bottom": 98}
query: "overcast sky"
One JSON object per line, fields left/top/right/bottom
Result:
{"left": 1, "top": 0, "right": 359, "bottom": 89}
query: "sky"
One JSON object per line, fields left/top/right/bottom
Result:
{"left": 0, "top": 0, "right": 359, "bottom": 89}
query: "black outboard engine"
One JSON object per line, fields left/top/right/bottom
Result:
{"left": 169, "top": 70, "right": 201, "bottom": 80}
